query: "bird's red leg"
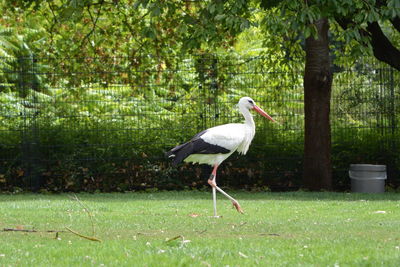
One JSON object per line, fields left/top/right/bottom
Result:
{"left": 208, "top": 164, "right": 244, "bottom": 214}
{"left": 207, "top": 164, "right": 218, "bottom": 187}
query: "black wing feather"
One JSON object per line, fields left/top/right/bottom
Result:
{"left": 166, "top": 130, "right": 230, "bottom": 166}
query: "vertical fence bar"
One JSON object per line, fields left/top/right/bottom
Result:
{"left": 211, "top": 57, "right": 219, "bottom": 125}
{"left": 389, "top": 68, "right": 396, "bottom": 143}
{"left": 20, "top": 56, "right": 30, "bottom": 190}
{"left": 197, "top": 55, "right": 207, "bottom": 131}
{"left": 19, "top": 56, "right": 29, "bottom": 189}
{"left": 20, "top": 56, "right": 41, "bottom": 190}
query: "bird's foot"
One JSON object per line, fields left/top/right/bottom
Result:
{"left": 232, "top": 201, "right": 244, "bottom": 214}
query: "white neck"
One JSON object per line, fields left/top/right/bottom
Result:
{"left": 240, "top": 106, "right": 255, "bottom": 128}
{"left": 236, "top": 105, "right": 256, "bottom": 155}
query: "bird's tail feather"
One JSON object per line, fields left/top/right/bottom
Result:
{"left": 165, "top": 142, "right": 193, "bottom": 166}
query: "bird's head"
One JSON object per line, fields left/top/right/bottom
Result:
{"left": 238, "top": 96, "right": 257, "bottom": 110}
{"left": 238, "top": 97, "right": 276, "bottom": 122}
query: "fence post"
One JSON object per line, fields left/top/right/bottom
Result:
{"left": 20, "top": 56, "right": 41, "bottom": 191}
{"left": 19, "top": 56, "right": 29, "bottom": 190}
{"left": 389, "top": 68, "right": 396, "bottom": 141}
{"left": 211, "top": 57, "right": 219, "bottom": 125}
{"left": 196, "top": 55, "right": 206, "bottom": 131}
{"left": 196, "top": 54, "right": 220, "bottom": 130}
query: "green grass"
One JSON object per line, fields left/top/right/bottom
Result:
{"left": 0, "top": 191, "right": 400, "bottom": 266}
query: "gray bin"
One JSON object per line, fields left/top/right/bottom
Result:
{"left": 349, "top": 164, "right": 386, "bottom": 193}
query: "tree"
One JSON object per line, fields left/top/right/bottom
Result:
{"left": 6, "top": 0, "right": 400, "bottom": 190}
{"left": 303, "top": 18, "right": 333, "bottom": 190}
{"left": 259, "top": 0, "right": 399, "bottom": 189}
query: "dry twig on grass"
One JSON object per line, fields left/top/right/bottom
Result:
{"left": 2, "top": 228, "right": 66, "bottom": 233}
{"left": 66, "top": 193, "right": 102, "bottom": 242}
{"left": 69, "top": 193, "right": 96, "bottom": 236}
{"left": 65, "top": 227, "right": 101, "bottom": 242}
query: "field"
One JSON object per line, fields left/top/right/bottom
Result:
{"left": 1, "top": 191, "right": 400, "bottom": 266}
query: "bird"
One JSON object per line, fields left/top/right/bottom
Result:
{"left": 166, "top": 97, "right": 276, "bottom": 217}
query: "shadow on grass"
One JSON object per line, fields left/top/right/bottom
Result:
{"left": 1, "top": 191, "right": 399, "bottom": 202}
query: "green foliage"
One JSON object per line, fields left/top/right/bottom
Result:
{"left": 2, "top": 0, "right": 398, "bottom": 72}
{"left": 258, "top": 0, "right": 400, "bottom": 64}
{"left": 1, "top": 0, "right": 253, "bottom": 59}
{"left": 0, "top": 11, "right": 49, "bottom": 95}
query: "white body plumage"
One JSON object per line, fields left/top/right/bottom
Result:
{"left": 184, "top": 122, "right": 255, "bottom": 166}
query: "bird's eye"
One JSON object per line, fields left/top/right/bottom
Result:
{"left": 248, "top": 100, "right": 254, "bottom": 104}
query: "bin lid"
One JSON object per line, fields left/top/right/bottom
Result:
{"left": 350, "top": 164, "right": 386, "bottom": 172}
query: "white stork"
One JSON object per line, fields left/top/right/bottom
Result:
{"left": 166, "top": 97, "right": 276, "bottom": 217}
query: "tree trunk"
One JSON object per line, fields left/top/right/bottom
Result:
{"left": 303, "top": 18, "right": 333, "bottom": 190}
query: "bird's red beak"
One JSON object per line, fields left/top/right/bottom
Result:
{"left": 253, "top": 105, "right": 276, "bottom": 122}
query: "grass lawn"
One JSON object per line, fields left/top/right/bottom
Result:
{"left": 0, "top": 191, "right": 399, "bottom": 266}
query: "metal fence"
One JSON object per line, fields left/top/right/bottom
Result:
{"left": 0, "top": 55, "right": 398, "bottom": 191}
